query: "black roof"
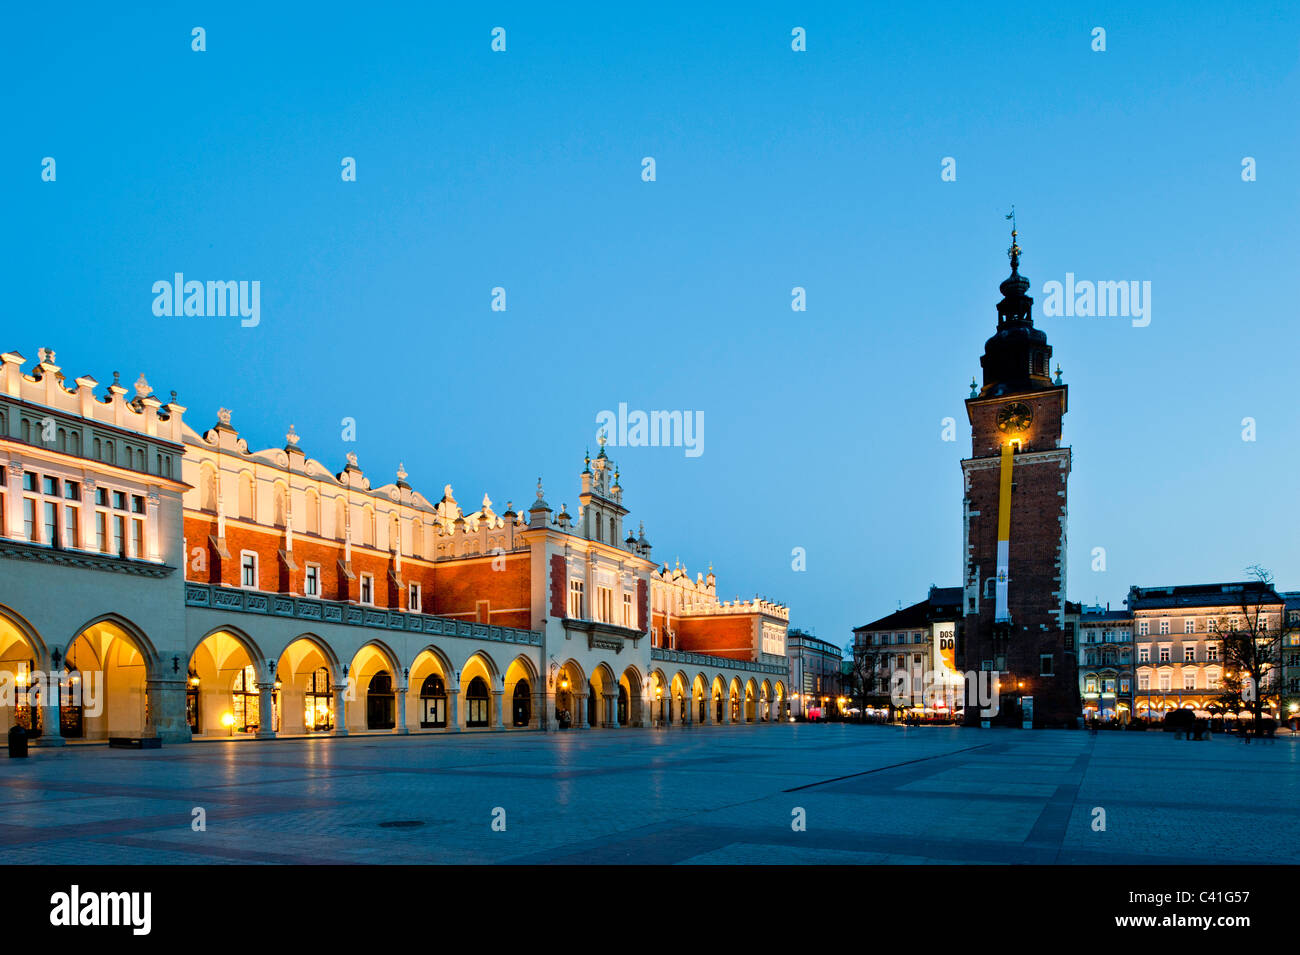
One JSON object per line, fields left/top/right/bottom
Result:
{"left": 1127, "top": 581, "right": 1283, "bottom": 611}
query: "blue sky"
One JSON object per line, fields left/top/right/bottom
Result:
{"left": 5, "top": 2, "right": 1298, "bottom": 650}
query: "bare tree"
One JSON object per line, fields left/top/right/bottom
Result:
{"left": 845, "top": 643, "right": 882, "bottom": 719}
{"left": 1213, "top": 565, "right": 1282, "bottom": 738}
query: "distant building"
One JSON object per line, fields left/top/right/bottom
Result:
{"left": 1279, "top": 593, "right": 1300, "bottom": 723}
{"left": 1074, "top": 606, "right": 1134, "bottom": 723}
{"left": 852, "top": 586, "right": 963, "bottom": 717}
{"left": 787, "top": 629, "right": 844, "bottom": 718}
{"left": 1129, "top": 581, "right": 1284, "bottom": 721}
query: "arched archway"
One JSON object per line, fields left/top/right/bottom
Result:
{"left": 774, "top": 681, "right": 787, "bottom": 720}
{"left": 588, "top": 663, "right": 617, "bottom": 728}
{"left": 505, "top": 655, "right": 537, "bottom": 728}
{"left": 409, "top": 646, "right": 452, "bottom": 731}
{"left": 760, "top": 680, "right": 773, "bottom": 721}
{"left": 692, "top": 673, "right": 709, "bottom": 723}
{"left": 676, "top": 670, "right": 696, "bottom": 722}
{"left": 744, "top": 679, "right": 758, "bottom": 722}
{"left": 187, "top": 627, "right": 270, "bottom": 738}
{"left": 712, "top": 676, "right": 727, "bottom": 723}
{"left": 276, "top": 634, "right": 341, "bottom": 734}
{"left": 648, "top": 669, "right": 669, "bottom": 726}
{"left": 555, "top": 659, "right": 586, "bottom": 730}
{"left": 619, "top": 666, "right": 643, "bottom": 727}
{"left": 347, "top": 641, "right": 401, "bottom": 733}
{"left": 63, "top": 615, "right": 156, "bottom": 741}
{"left": 461, "top": 651, "right": 499, "bottom": 730}
{"left": 729, "top": 678, "right": 743, "bottom": 723}
{"left": 0, "top": 606, "right": 50, "bottom": 738}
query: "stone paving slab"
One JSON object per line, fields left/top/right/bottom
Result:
{"left": 0, "top": 724, "right": 1296, "bottom": 865}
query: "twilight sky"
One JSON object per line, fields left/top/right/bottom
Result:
{"left": 5, "top": 2, "right": 1298, "bottom": 652}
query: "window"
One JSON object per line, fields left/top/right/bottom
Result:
{"left": 596, "top": 585, "right": 613, "bottom": 624}
{"left": 1138, "top": 646, "right": 1150, "bottom": 662}
{"left": 1138, "top": 673, "right": 1150, "bottom": 690}
{"left": 623, "top": 591, "right": 634, "bottom": 628}
{"left": 407, "top": 582, "right": 421, "bottom": 612}
{"left": 1158, "top": 673, "right": 1171, "bottom": 692}
{"left": 304, "top": 563, "right": 319, "bottom": 597}
{"left": 568, "top": 579, "right": 584, "bottom": 619}
{"left": 1207, "top": 672, "right": 1220, "bottom": 690}
{"left": 1184, "top": 619, "right": 1195, "bottom": 634}
{"left": 1040, "top": 654, "right": 1054, "bottom": 676}
{"left": 232, "top": 664, "right": 260, "bottom": 732}
{"left": 466, "top": 676, "right": 489, "bottom": 727}
{"left": 360, "top": 573, "right": 374, "bottom": 605}
{"left": 419, "top": 674, "right": 446, "bottom": 728}
{"left": 1118, "top": 677, "right": 1130, "bottom": 693}
{"left": 1158, "top": 646, "right": 1170, "bottom": 663}
{"left": 1206, "top": 644, "right": 1218, "bottom": 661}
{"left": 1138, "top": 621, "right": 1149, "bottom": 636}
{"left": 240, "top": 551, "right": 258, "bottom": 588}
{"left": 1159, "top": 619, "right": 1170, "bottom": 635}
{"left": 1183, "top": 645, "right": 1196, "bottom": 662}
{"left": 63, "top": 503, "right": 79, "bottom": 548}
{"left": 304, "top": 668, "right": 333, "bottom": 731}
{"left": 1183, "top": 671, "right": 1197, "bottom": 690}
{"left": 1085, "top": 675, "right": 1099, "bottom": 694}
{"left": 914, "top": 632, "right": 923, "bottom": 643}
{"left": 19, "top": 471, "right": 83, "bottom": 548}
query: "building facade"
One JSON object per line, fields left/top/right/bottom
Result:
{"left": 0, "top": 347, "right": 789, "bottom": 746}
{"left": 958, "top": 231, "right": 1078, "bottom": 726}
{"left": 1074, "top": 606, "right": 1133, "bottom": 723}
{"left": 1130, "top": 581, "right": 1283, "bottom": 720}
{"left": 852, "top": 586, "right": 963, "bottom": 716}
{"left": 786, "top": 629, "right": 844, "bottom": 718}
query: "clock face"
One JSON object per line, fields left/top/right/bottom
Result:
{"left": 996, "top": 401, "right": 1033, "bottom": 433}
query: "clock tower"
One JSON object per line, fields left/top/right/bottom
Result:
{"left": 959, "top": 227, "right": 1077, "bottom": 726}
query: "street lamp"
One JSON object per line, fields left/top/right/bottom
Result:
{"left": 221, "top": 711, "right": 235, "bottom": 737}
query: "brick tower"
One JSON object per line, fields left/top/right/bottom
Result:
{"left": 959, "top": 225, "right": 1077, "bottom": 726}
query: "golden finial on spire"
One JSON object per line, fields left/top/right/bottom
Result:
{"left": 1005, "top": 205, "right": 1021, "bottom": 267}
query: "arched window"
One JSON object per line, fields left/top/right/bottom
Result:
{"left": 305, "top": 489, "right": 320, "bottom": 535}
{"left": 335, "top": 498, "right": 347, "bottom": 540}
{"left": 466, "top": 676, "right": 489, "bottom": 727}
{"left": 411, "top": 519, "right": 424, "bottom": 559}
{"left": 366, "top": 671, "right": 395, "bottom": 730}
{"left": 238, "top": 473, "right": 255, "bottom": 522}
{"left": 419, "top": 673, "right": 447, "bottom": 728}
{"left": 273, "top": 485, "right": 286, "bottom": 528}
{"left": 201, "top": 465, "right": 217, "bottom": 511}
{"left": 390, "top": 513, "right": 400, "bottom": 553}
{"left": 233, "top": 664, "right": 259, "bottom": 732}
{"left": 360, "top": 505, "right": 375, "bottom": 547}
{"left": 305, "top": 667, "right": 332, "bottom": 731}
{"left": 512, "top": 680, "right": 531, "bottom": 727}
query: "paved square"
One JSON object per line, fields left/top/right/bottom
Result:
{"left": 1, "top": 725, "right": 1296, "bottom": 865}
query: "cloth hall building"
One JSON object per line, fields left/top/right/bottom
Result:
{"left": 0, "top": 347, "right": 790, "bottom": 745}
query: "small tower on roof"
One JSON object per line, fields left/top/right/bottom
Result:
{"left": 578, "top": 433, "right": 628, "bottom": 546}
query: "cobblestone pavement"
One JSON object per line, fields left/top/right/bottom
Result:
{"left": 1, "top": 724, "right": 1296, "bottom": 864}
